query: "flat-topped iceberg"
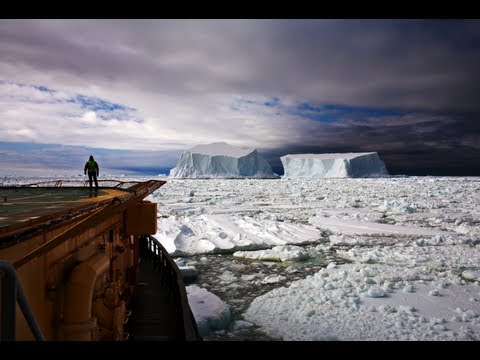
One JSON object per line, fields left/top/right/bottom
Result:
{"left": 281, "top": 152, "right": 388, "bottom": 178}
{"left": 170, "top": 142, "right": 277, "bottom": 178}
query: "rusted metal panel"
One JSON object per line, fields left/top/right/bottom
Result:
{"left": 125, "top": 201, "right": 157, "bottom": 236}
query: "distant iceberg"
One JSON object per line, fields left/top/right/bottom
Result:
{"left": 281, "top": 152, "right": 388, "bottom": 178}
{"left": 170, "top": 142, "right": 278, "bottom": 178}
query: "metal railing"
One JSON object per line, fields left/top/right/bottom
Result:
{"left": 0, "top": 179, "right": 148, "bottom": 189}
{"left": 0, "top": 260, "right": 45, "bottom": 341}
{"left": 139, "top": 235, "right": 201, "bottom": 341}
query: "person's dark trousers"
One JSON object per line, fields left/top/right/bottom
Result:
{"left": 88, "top": 172, "right": 99, "bottom": 188}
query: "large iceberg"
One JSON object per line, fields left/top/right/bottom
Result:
{"left": 170, "top": 142, "right": 278, "bottom": 178}
{"left": 281, "top": 152, "right": 388, "bottom": 178}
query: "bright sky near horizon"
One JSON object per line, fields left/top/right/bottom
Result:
{"left": 1, "top": 19, "right": 480, "bottom": 175}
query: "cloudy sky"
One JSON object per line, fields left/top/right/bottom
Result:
{"left": 1, "top": 19, "right": 480, "bottom": 176}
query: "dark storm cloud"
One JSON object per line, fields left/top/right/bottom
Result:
{"left": 260, "top": 110, "right": 480, "bottom": 176}
{"left": 2, "top": 19, "right": 480, "bottom": 109}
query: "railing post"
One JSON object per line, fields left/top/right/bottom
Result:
{"left": 0, "top": 261, "right": 45, "bottom": 341}
{"left": 1, "top": 273, "right": 16, "bottom": 341}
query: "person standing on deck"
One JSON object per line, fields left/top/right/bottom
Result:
{"left": 84, "top": 155, "right": 99, "bottom": 189}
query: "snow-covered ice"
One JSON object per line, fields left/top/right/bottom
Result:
{"left": 281, "top": 152, "right": 388, "bottom": 178}
{"left": 233, "top": 245, "right": 309, "bottom": 262}
{"left": 169, "top": 142, "right": 277, "bottom": 179}
{"left": 186, "top": 284, "right": 231, "bottom": 337}
{"left": 310, "top": 216, "right": 448, "bottom": 236}
{"left": 243, "top": 263, "right": 480, "bottom": 340}
{"left": 153, "top": 213, "right": 321, "bottom": 255}
{"left": 146, "top": 176, "right": 480, "bottom": 340}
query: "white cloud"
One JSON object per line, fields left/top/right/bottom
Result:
{"left": 81, "top": 111, "right": 97, "bottom": 124}
{"left": 12, "top": 128, "right": 36, "bottom": 138}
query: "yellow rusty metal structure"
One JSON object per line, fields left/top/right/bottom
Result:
{"left": 0, "top": 180, "right": 165, "bottom": 340}
{"left": 125, "top": 201, "right": 158, "bottom": 236}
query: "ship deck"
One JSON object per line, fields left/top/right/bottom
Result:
{"left": 0, "top": 179, "right": 159, "bottom": 241}
{"left": 0, "top": 187, "right": 129, "bottom": 228}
